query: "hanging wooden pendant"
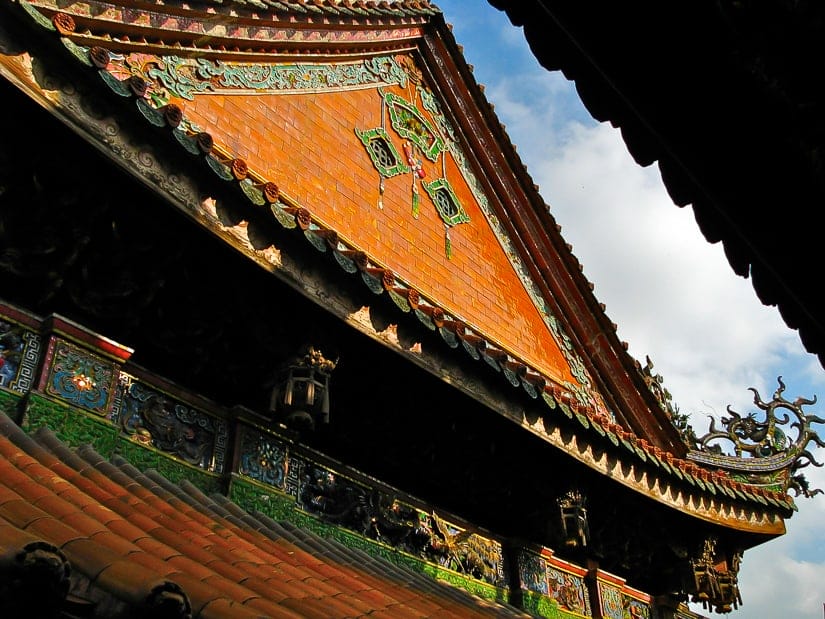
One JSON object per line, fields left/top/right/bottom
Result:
{"left": 403, "top": 140, "right": 426, "bottom": 219}
{"left": 411, "top": 177, "right": 420, "bottom": 218}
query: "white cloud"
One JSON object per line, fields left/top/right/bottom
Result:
{"left": 503, "top": 95, "right": 825, "bottom": 619}
{"left": 530, "top": 121, "right": 804, "bottom": 422}
{"left": 704, "top": 554, "right": 825, "bottom": 619}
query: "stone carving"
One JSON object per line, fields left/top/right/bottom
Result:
{"left": 298, "top": 463, "right": 504, "bottom": 585}
{"left": 427, "top": 511, "right": 503, "bottom": 585}
{"left": 546, "top": 566, "right": 590, "bottom": 616}
{"left": 517, "top": 552, "right": 548, "bottom": 595}
{"left": 104, "top": 53, "right": 411, "bottom": 101}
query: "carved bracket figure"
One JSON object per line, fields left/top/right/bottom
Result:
{"left": 689, "top": 538, "right": 742, "bottom": 614}
{"left": 557, "top": 490, "right": 590, "bottom": 549}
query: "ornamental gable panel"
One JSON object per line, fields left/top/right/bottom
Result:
{"left": 158, "top": 53, "right": 584, "bottom": 389}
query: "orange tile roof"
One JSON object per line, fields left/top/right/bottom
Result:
{"left": 0, "top": 410, "right": 528, "bottom": 617}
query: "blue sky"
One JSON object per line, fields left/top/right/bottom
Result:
{"left": 436, "top": 2, "right": 825, "bottom": 618}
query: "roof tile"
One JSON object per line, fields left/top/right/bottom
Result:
{"left": 279, "top": 594, "right": 355, "bottom": 618}
{"left": 80, "top": 501, "right": 120, "bottom": 525}
{"left": 201, "top": 574, "right": 263, "bottom": 605}
{"left": 89, "top": 529, "right": 143, "bottom": 556}
{"left": 133, "top": 535, "right": 183, "bottom": 561}
{"left": 198, "top": 597, "right": 273, "bottom": 619}
{"left": 0, "top": 497, "right": 51, "bottom": 530}
{"left": 0, "top": 413, "right": 529, "bottom": 618}
{"left": 59, "top": 510, "right": 109, "bottom": 537}
{"left": 61, "top": 537, "right": 119, "bottom": 580}
{"left": 0, "top": 515, "right": 43, "bottom": 551}
{"left": 105, "top": 515, "right": 152, "bottom": 543}
{"left": 25, "top": 516, "right": 85, "bottom": 547}
{"left": 0, "top": 480, "right": 22, "bottom": 508}
{"left": 94, "top": 558, "right": 181, "bottom": 605}
{"left": 126, "top": 547, "right": 178, "bottom": 574}
{"left": 31, "top": 493, "right": 81, "bottom": 519}
{"left": 372, "top": 603, "right": 428, "bottom": 619}
{"left": 241, "top": 595, "right": 315, "bottom": 617}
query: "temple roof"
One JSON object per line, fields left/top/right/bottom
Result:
{"left": 0, "top": 0, "right": 695, "bottom": 451}
{"left": 0, "top": 0, "right": 820, "bottom": 589}
{"left": 0, "top": 410, "right": 527, "bottom": 618}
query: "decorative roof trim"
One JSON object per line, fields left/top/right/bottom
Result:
{"left": 0, "top": 294, "right": 796, "bottom": 534}
{"left": 22, "top": 0, "right": 431, "bottom": 61}
{"left": 0, "top": 1, "right": 799, "bottom": 532}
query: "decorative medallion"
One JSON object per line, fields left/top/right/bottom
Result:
{"left": 383, "top": 91, "right": 444, "bottom": 162}
{"left": 46, "top": 340, "right": 114, "bottom": 415}
{"left": 239, "top": 426, "right": 288, "bottom": 489}
{"left": 354, "top": 127, "right": 409, "bottom": 178}
{"left": 422, "top": 177, "right": 470, "bottom": 259}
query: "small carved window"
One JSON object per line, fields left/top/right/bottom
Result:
{"left": 422, "top": 178, "right": 470, "bottom": 227}
{"left": 354, "top": 127, "right": 409, "bottom": 178}
{"left": 368, "top": 136, "right": 396, "bottom": 170}
{"left": 433, "top": 188, "right": 458, "bottom": 219}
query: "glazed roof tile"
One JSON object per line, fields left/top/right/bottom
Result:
{"left": 0, "top": 411, "right": 528, "bottom": 617}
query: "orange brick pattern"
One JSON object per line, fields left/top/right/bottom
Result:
{"left": 184, "top": 75, "right": 575, "bottom": 384}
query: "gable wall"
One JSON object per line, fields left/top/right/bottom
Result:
{"left": 182, "top": 74, "right": 575, "bottom": 384}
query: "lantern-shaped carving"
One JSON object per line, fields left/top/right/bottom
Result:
{"left": 689, "top": 538, "right": 742, "bottom": 614}
{"left": 557, "top": 490, "right": 590, "bottom": 549}
{"left": 270, "top": 347, "right": 337, "bottom": 432}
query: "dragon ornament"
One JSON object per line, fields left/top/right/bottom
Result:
{"left": 692, "top": 377, "right": 825, "bottom": 497}
{"left": 638, "top": 356, "right": 698, "bottom": 448}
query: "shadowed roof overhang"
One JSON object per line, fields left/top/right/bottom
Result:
{"left": 488, "top": 0, "right": 825, "bottom": 370}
